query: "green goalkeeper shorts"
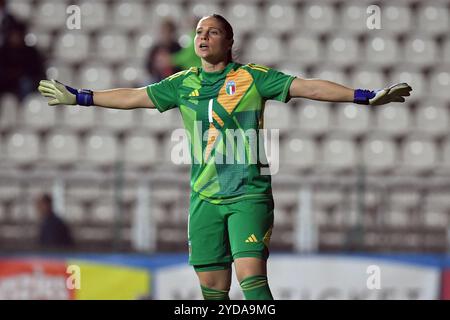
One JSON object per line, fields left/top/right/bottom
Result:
{"left": 188, "top": 195, "right": 274, "bottom": 267}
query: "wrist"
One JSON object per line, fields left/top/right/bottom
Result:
{"left": 353, "top": 89, "right": 376, "bottom": 105}
{"left": 62, "top": 82, "right": 93, "bottom": 106}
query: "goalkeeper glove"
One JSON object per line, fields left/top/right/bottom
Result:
{"left": 38, "top": 79, "right": 93, "bottom": 106}
{"left": 354, "top": 83, "right": 412, "bottom": 106}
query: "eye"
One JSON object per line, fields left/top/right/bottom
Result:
{"left": 210, "top": 30, "right": 218, "bottom": 35}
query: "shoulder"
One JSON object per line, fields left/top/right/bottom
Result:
{"left": 241, "top": 63, "right": 271, "bottom": 74}
{"left": 165, "top": 67, "right": 199, "bottom": 83}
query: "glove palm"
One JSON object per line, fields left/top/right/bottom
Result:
{"left": 38, "top": 80, "right": 76, "bottom": 106}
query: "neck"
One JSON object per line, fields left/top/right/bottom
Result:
{"left": 201, "top": 59, "right": 230, "bottom": 73}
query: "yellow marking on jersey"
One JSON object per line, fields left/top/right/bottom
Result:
{"left": 212, "top": 111, "right": 224, "bottom": 127}
{"left": 167, "top": 68, "right": 196, "bottom": 81}
{"left": 247, "top": 63, "right": 269, "bottom": 73}
{"left": 204, "top": 123, "right": 219, "bottom": 162}
{"left": 189, "top": 89, "right": 199, "bottom": 97}
{"left": 217, "top": 69, "right": 253, "bottom": 114}
{"left": 245, "top": 234, "right": 258, "bottom": 243}
{"left": 262, "top": 227, "right": 272, "bottom": 247}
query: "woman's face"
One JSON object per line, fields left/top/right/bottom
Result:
{"left": 194, "top": 17, "right": 232, "bottom": 63}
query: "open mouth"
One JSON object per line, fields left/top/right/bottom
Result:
{"left": 199, "top": 43, "right": 209, "bottom": 49}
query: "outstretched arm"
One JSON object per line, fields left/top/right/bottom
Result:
{"left": 38, "top": 80, "right": 155, "bottom": 109}
{"left": 289, "top": 77, "right": 412, "bottom": 106}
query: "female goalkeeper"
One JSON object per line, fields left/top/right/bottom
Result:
{"left": 38, "top": 14, "right": 411, "bottom": 300}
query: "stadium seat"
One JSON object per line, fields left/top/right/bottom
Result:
{"left": 92, "top": 202, "right": 116, "bottom": 223}
{"left": 123, "top": 132, "right": 160, "bottom": 168}
{"left": 424, "top": 207, "right": 448, "bottom": 228}
{"left": 95, "top": 31, "right": 130, "bottom": 63}
{"left": 133, "top": 31, "right": 156, "bottom": 60}
{"left": 263, "top": 4, "right": 297, "bottom": 34}
{"left": 25, "top": 28, "right": 52, "bottom": 53}
{"left": 137, "top": 107, "right": 180, "bottom": 133}
{"left": 350, "top": 67, "right": 385, "bottom": 91}
{"left": 65, "top": 201, "right": 85, "bottom": 223}
{"left": 417, "top": 3, "right": 449, "bottom": 36}
{"left": 161, "top": 130, "right": 191, "bottom": 169}
{"left": 244, "top": 34, "right": 282, "bottom": 65}
{"left": 146, "top": 2, "right": 184, "bottom": 31}
{"left": 53, "top": 32, "right": 90, "bottom": 64}
{"left": 326, "top": 34, "right": 360, "bottom": 67}
{"left": 97, "top": 108, "right": 136, "bottom": 132}
{"left": 297, "top": 101, "right": 331, "bottom": 135}
{"left": 186, "top": 2, "right": 223, "bottom": 20}
{"left": 46, "top": 63, "right": 76, "bottom": 87}
{"left": 339, "top": 2, "right": 368, "bottom": 35}
{"left": 320, "top": 136, "right": 357, "bottom": 171}
{"left": 361, "top": 135, "right": 397, "bottom": 172}
{"left": 264, "top": 101, "right": 292, "bottom": 130}
{"left": 443, "top": 36, "right": 450, "bottom": 65}
{"left": 66, "top": 181, "right": 104, "bottom": 202}
{"left": 83, "top": 131, "right": 118, "bottom": 166}
{"left": 287, "top": 33, "right": 323, "bottom": 65}
{"left": 225, "top": 3, "right": 260, "bottom": 33}
{"left": 313, "top": 65, "right": 348, "bottom": 85}
{"left": 429, "top": 67, "right": 450, "bottom": 100}
{"left": 415, "top": 99, "right": 449, "bottom": 137}
{"left": 61, "top": 105, "right": 96, "bottom": 132}
{"left": 374, "top": 104, "right": 411, "bottom": 137}
{"left": 45, "top": 129, "right": 80, "bottom": 166}
{"left": 365, "top": 34, "right": 399, "bottom": 67}
{"left": 390, "top": 189, "right": 420, "bottom": 211}
{"left": 8, "top": 0, "right": 33, "bottom": 20}
{"left": 0, "top": 94, "right": 19, "bottom": 132}
{"left": 116, "top": 62, "right": 147, "bottom": 88}
{"left": 0, "top": 180, "right": 21, "bottom": 202}
{"left": 403, "top": 34, "right": 438, "bottom": 67}
{"left": 380, "top": 2, "right": 412, "bottom": 35}
{"left": 112, "top": 1, "right": 146, "bottom": 31}
{"left": 32, "top": 0, "right": 67, "bottom": 31}
{"left": 4, "top": 130, "right": 40, "bottom": 165}
{"left": 438, "top": 136, "right": 450, "bottom": 171}
{"left": 78, "top": 63, "right": 114, "bottom": 90}
{"left": 400, "top": 135, "right": 437, "bottom": 172}
{"left": 22, "top": 94, "right": 56, "bottom": 131}
{"left": 387, "top": 210, "right": 409, "bottom": 227}
{"left": 78, "top": 1, "right": 108, "bottom": 31}
{"left": 281, "top": 134, "right": 317, "bottom": 170}
{"left": 301, "top": 2, "right": 336, "bottom": 34}
{"left": 334, "top": 103, "right": 371, "bottom": 136}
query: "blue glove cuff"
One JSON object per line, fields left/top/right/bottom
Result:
{"left": 76, "top": 89, "right": 94, "bottom": 106}
{"left": 354, "top": 89, "right": 376, "bottom": 105}
{"left": 61, "top": 82, "right": 93, "bottom": 106}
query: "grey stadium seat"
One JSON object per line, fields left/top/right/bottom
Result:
{"left": 225, "top": 3, "right": 260, "bottom": 33}
{"left": 361, "top": 135, "right": 397, "bottom": 173}
{"left": 320, "top": 136, "right": 357, "bottom": 171}
{"left": 403, "top": 34, "right": 438, "bottom": 68}
{"left": 97, "top": 108, "right": 136, "bottom": 132}
{"left": 4, "top": 130, "right": 40, "bottom": 165}
{"left": 334, "top": 103, "right": 372, "bottom": 136}
{"left": 301, "top": 2, "right": 336, "bottom": 34}
{"left": 417, "top": 3, "right": 449, "bottom": 36}
{"left": 263, "top": 3, "right": 297, "bottom": 34}
{"left": 326, "top": 34, "right": 360, "bottom": 67}
{"left": 281, "top": 134, "right": 317, "bottom": 170}
{"left": 54, "top": 32, "right": 90, "bottom": 64}
{"left": 123, "top": 132, "right": 160, "bottom": 168}
{"left": 22, "top": 94, "right": 56, "bottom": 131}
{"left": 365, "top": 34, "right": 399, "bottom": 67}
{"left": 78, "top": 63, "right": 114, "bottom": 90}
{"left": 45, "top": 130, "right": 80, "bottom": 166}
{"left": 415, "top": 99, "right": 449, "bottom": 137}
{"left": 374, "top": 104, "right": 411, "bottom": 137}
{"left": 83, "top": 131, "right": 118, "bottom": 166}
{"left": 112, "top": 1, "right": 147, "bottom": 31}
{"left": 287, "top": 33, "right": 323, "bottom": 65}
{"left": 297, "top": 101, "right": 331, "bottom": 135}
{"left": 61, "top": 105, "right": 96, "bottom": 132}
{"left": 78, "top": 1, "right": 109, "bottom": 31}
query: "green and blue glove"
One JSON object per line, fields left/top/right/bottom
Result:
{"left": 38, "top": 79, "right": 93, "bottom": 106}
{"left": 354, "top": 82, "right": 412, "bottom": 106}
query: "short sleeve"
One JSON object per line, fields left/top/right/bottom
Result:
{"left": 146, "top": 77, "right": 179, "bottom": 113}
{"left": 248, "top": 64, "right": 296, "bottom": 103}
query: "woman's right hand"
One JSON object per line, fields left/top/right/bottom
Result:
{"left": 38, "top": 80, "right": 94, "bottom": 106}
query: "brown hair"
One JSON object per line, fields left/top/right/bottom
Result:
{"left": 208, "top": 14, "right": 234, "bottom": 62}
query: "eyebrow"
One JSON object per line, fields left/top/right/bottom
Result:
{"left": 196, "top": 27, "right": 222, "bottom": 32}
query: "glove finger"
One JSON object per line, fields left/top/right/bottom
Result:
{"left": 39, "top": 82, "right": 56, "bottom": 92}
{"left": 48, "top": 99, "right": 61, "bottom": 106}
{"left": 41, "top": 92, "right": 56, "bottom": 98}
{"left": 38, "top": 85, "right": 55, "bottom": 95}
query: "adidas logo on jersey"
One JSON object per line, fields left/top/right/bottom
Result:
{"left": 245, "top": 234, "right": 258, "bottom": 243}
{"left": 189, "top": 89, "right": 199, "bottom": 97}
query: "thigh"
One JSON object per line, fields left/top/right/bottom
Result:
{"left": 227, "top": 197, "right": 274, "bottom": 261}
{"left": 188, "top": 196, "right": 232, "bottom": 266}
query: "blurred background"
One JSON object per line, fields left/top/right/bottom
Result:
{"left": 0, "top": 0, "right": 450, "bottom": 299}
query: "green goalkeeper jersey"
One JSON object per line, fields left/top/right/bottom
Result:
{"left": 146, "top": 62, "right": 295, "bottom": 204}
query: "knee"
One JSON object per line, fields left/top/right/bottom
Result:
{"left": 196, "top": 271, "right": 231, "bottom": 291}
